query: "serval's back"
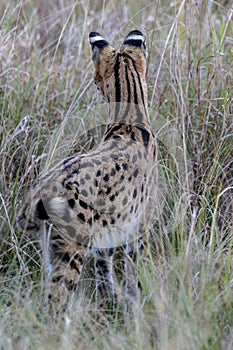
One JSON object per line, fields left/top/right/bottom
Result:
{"left": 18, "top": 30, "right": 156, "bottom": 310}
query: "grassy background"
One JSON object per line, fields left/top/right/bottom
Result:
{"left": 0, "top": 0, "right": 232, "bottom": 349}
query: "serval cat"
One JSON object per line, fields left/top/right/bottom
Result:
{"left": 18, "top": 30, "right": 157, "bottom": 311}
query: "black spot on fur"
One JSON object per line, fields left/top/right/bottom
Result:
{"left": 94, "top": 213, "right": 100, "bottom": 221}
{"left": 102, "top": 220, "right": 108, "bottom": 227}
{"left": 115, "top": 163, "right": 121, "bottom": 171}
{"left": 63, "top": 156, "right": 76, "bottom": 165}
{"left": 133, "top": 189, "right": 137, "bottom": 198}
{"left": 68, "top": 198, "right": 75, "bottom": 209}
{"left": 64, "top": 182, "right": 72, "bottom": 190}
{"left": 110, "top": 195, "right": 115, "bottom": 201}
{"left": 62, "top": 252, "right": 71, "bottom": 263}
{"left": 108, "top": 248, "right": 114, "bottom": 256}
{"left": 77, "top": 213, "right": 85, "bottom": 223}
{"left": 68, "top": 256, "right": 81, "bottom": 273}
{"left": 106, "top": 187, "right": 111, "bottom": 194}
{"left": 122, "top": 163, "right": 128, "bottom": 170}
{"left": 103, "top": 174, "right": 109, "bottom": 182}
{"left": 73, "top": 253, "right": 84, "bottom": 265}
{"left": 95, "top": 259, "right": 108, "bottom": 275}
{"left": 79, "top": 199, "right": 88, "bottom": 209}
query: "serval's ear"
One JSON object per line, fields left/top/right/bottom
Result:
{"left": 89, "top": 32, "right": 117, "bottom": 85}
{"left": 120, "top": 30, "right": 147, "bottom": 75}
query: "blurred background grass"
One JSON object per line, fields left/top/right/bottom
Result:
{"left": 0, "top": 1, "right": 232, "bottom": 349}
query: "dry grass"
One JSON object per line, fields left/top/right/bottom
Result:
{"left": 0, "top": 0, "right": 233, "bottom": 349}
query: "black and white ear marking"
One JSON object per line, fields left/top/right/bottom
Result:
{"left": 123, "top": 30, "right": 147, "bottom": 57}
{"left": 124, "top": 30, "right": 144, "bottom": 46}
{"left": 89, "top": 32, "right": 109, "bottom": 49}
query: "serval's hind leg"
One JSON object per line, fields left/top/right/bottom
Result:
{"left": 93, "top": 248, "right": 117, "bottom": 312}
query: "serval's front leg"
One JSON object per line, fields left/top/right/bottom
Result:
{"left": 122, "top": 236, "right": 144, "bottom": 314}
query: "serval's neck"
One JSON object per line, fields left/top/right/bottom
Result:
{"left": 106, "top": 53, "right": 151, "bottom": 132}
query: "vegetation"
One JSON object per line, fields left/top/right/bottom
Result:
{"left": 0, "top": 0, "right": 232, "bottom": 349}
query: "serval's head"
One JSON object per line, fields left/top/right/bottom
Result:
{"left": 89, "top": 30, "right": 147, "bottom": 104}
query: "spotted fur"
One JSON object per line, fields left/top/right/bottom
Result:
{"left": 18, "top": 30, "right": 156, "bottom": 309}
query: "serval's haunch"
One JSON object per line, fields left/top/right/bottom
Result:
{"left": 18, "top": 30, "right": 157, "bottom": 310}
